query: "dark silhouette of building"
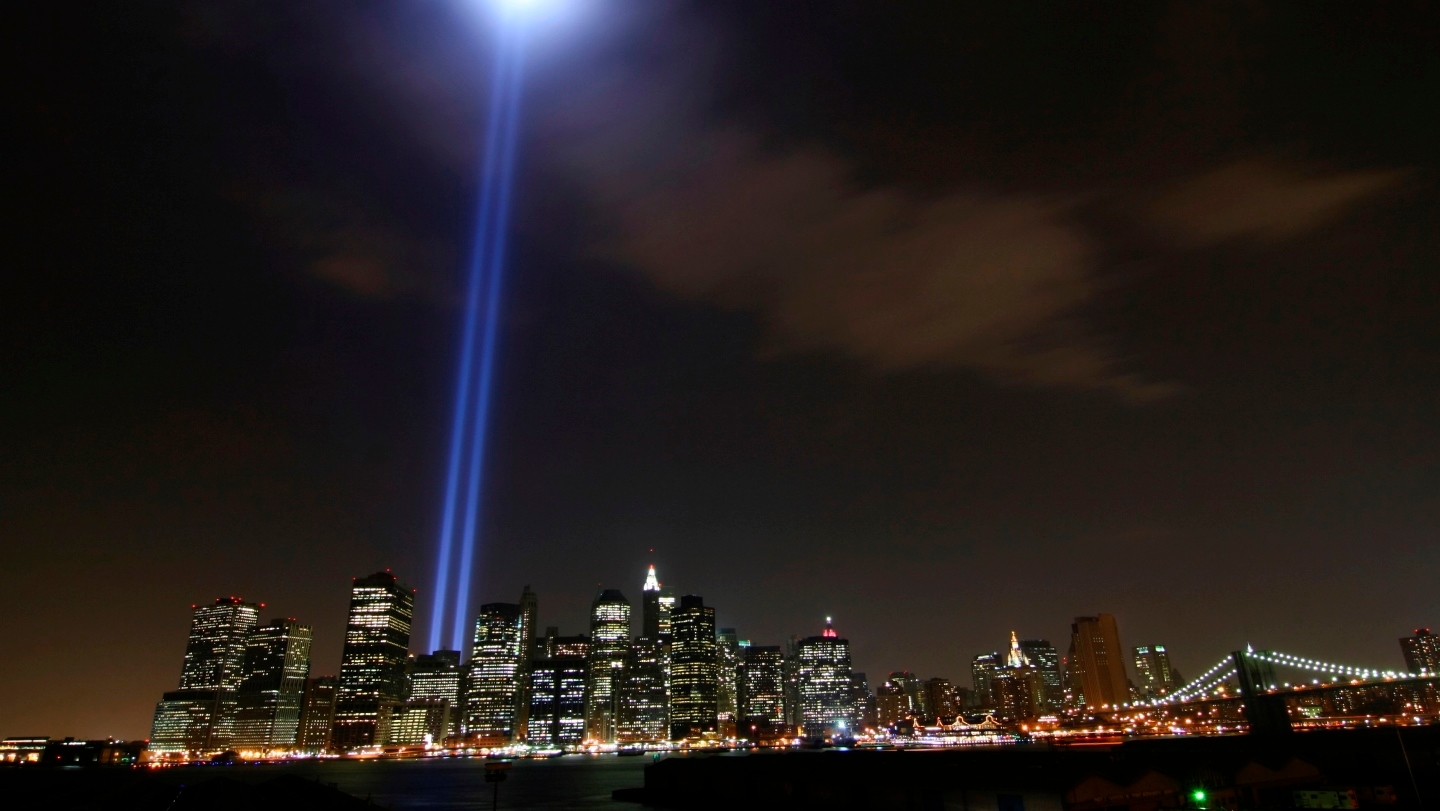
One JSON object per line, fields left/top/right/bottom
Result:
{"left": 971, "top": 652, "right": 1001, "bottom": 709}
{"left": 1067, "top": 614, "right": 1130, "bottom": 711}
{"left": 331, "top": 571, "right": 413, "bottom": 750}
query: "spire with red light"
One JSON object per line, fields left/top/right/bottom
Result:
{"left": 822, "top": 616, "right": 837, "bottom": 638}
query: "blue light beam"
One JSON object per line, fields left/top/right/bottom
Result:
{"left": 430, "top": 28, "right": 527, "bottom": 653}
{"left": 451, "top": 32, "right": 525, "bottom": 652}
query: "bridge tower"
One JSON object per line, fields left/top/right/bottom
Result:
{"left": 1231, "top": 648, "right": 1290, "bottom": 735}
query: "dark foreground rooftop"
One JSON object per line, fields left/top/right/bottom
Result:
{"left": 616, "top": 728, "right": 1440, "bottom": 809}
{"left": 0, "top": 770, "right": 379, "bottom": 811}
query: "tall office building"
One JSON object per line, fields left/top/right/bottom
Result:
{"left": 465, "top": 603, "right": 523, "bottom": 743}
{"left": 971, "top": 653, "right": 1001, "bottom": 709}
{"left": 991, "top": 665, "right": 1046, "bottom": 721}
{"left": 640, "top": 565, "right": 673, "bottom": 641}
{"left": 797, "top": 618, "right": 853, "bottom": 737}
{"left": 738, "top": 645, "right": 786, "bottom": 738}
{"left": 231, "top": 618, "right": 312, "bottom": 750}
{"left": 1067, "top": 614, "right": 1130, "bottom": 711}
{"left": 296, "top": 676, "right": 338, "bottom": 752}
{"left": 332, "top": 571, "right": 414, "bottom": 750}
{"left": 783, "top": 637, "right": 803, "bottom": 728}
{"left": 1133, "top": 645, "right": 1180, "bottom": 698}
{"left": 923, "top": 677, "right": 960, "bottom": 720}
{"left": 616, "top": 637, "right": 668, "bottom": 743}
{"left": 876, "top": 679, "right": 907, "bottom": 727}
{"left": 716, "top": 627, "right": 741, "bottom": 738}
{"left": 408, "top": 650, "right": 462, "bottom": 736}
{"left": 585, "top": 589, "right": 632, "bottom": 743}
{"left": 1018, "top": 639, "right": 1063, "bottom": 712}
{"left": 849, "top": 672, "right": 876, "bottom": 731}
{"left": 515, "top": 586, "right": 538, "bottom": 739}
{"left": 669, "top": 595, "right": 718, "bottom": 739}
{"left": 527, "top": 655, "right": 587, "bottom": 747}
{"left": 1401, "top": 628, "right": 1440, "bottom": 674}
{"left": 149, "top": 597, "right": 261, "bottom": 756}
{"left": 888, "top": 671, "right": 926, "bottom": 719}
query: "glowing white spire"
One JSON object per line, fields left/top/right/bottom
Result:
{"left": 1006, "top": 631, "right": 1030, "bottom": 667}
{"left": 643, "top": 564, "right": 660, "bottom": 592}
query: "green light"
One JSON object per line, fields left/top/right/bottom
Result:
{"left": 1192, "top": 788, "right": 1207, "bottom": 803}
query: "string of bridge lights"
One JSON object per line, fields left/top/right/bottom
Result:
{"left": 1251, "top": 650, "right": 1402, "bottom": 681}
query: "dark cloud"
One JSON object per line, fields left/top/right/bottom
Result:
{"left": 1150, "top": 159, "right": 1405, "bottom": 245}
{"left": 581, "top": 131, "right": 1173, "bottom": 402}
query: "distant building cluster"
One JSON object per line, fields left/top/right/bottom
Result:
{"left": 144, "top": 569, "right": 1440, "bottom": 758}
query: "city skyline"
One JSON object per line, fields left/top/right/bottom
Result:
{"left": 8, "top": 2, "right": 1440, "bottom": 745}
{"left": 71, "top": 561, "right": 1434, "bottom": 743}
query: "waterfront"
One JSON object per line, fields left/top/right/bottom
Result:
{"left": 157, "top": 755, "right": 652, "bottom": 810}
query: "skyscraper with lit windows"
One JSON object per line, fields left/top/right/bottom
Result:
{"left": 797, "top": 617, "right": 853, "bottom": 737}
{"left": 149, "top": 597, "right": 261, "bottom": 757}
{"left": 669, "top": 595, "right": 718, "bottom": 739}
{"left": 1133, "top": 644, "right": 1179, "bottom": 698}
{"left": 231, "top": 618, "right": 312, "bottom": 750}
{"left": 1401, "top": 628, "right": 1440, "bottom": 674}
{"left": 332, "top": 571, "right": 414, "bottom": 750}
{"left": 738, "top": 645, "right": 786, "bottom": 739}
{"left": 1018, "top": 638, "right": 1063, "bottom": 712}
{"left": 616, "top": 637, "right": 668, "bottom": 743}
{"left": 971, "top": 652, "right": 1000, "bottom": 709}
{"left": 527, "top": 653, "right": 587, "bottom": 747}
{"left": 585, "top": 589, "right": 632, "bottom": 742}
{"left": 464, "top": 603, "right": 522, "bottom": 743}
{"left": 408, "top": 650, "right": 461, "bottom": 736}
{"left": 297, "top": 676, "right": 338, "bottom": 752}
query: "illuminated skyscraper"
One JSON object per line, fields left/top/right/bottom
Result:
{"left": 888, "top": 671, "right": 926, "bottom": 719}
{"left": 849, "top": 672, "right": 875, "bottom": 731}
{"left": 797, "top": 617, "right": 853, "bottom": 737}
{"left": 669, "top": 595, "right": 718, "bottom": 739}
{"left": 464, "top": 602, "right": 522, "bottom": 743}
{"left": 640, "top": 565, "right": 671, "bottom": 641}
{"left": 738, "top": 645, "right": 786, "bottom": 738}
{"left": 296, "top": 676, "right": 338, "bottom": 752}
{"left": 332, "top": 571, "right": 414, "bottom": 750}
{"left": 970, "top": 653, "right": 1001, "bottom": 709}
{"left": 922, "top": 677, "right": 959, "bottom": 720}
{"left": 1067, "top": 614, "right": 1130, "bottom": 711}
{"left": 408, "top": 650, "right": 461, "bottom": 736}
{"left": 1018, "top": 638, "right": 1063, "bottom": 712}
{"left": 585, "top": 589, "right": 632, "bottom": 742}
{"left": 1401, "top": 628, "right": 1440, "bottom": 674}
{"left": 232, "top": 618, "right": 312, "bottom": 750}
{"left": 149, "top": 597, "right": 261, "bottom": 757}
{"left": 515, "top": 585, "right": 538, "bottom": 738}
{"left": 876, "top": 679, "right": 907, "bottom": 727}
{"left": 616, "top": 637, "right": 668, "bottom": 743}
{"left": 1133, "top": 644, "right": 1179, "bottom": 698}
{"left": 716, "top": 627, "right": 741, "bottom": 738}
{"left": 527, "top": 654, "right": 587, "bottom": 747}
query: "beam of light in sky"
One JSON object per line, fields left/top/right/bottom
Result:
{"left": 426, "top": 30, "right": 516, "bottom": 656}
{"left": 428, "top": 24, "right": 526, "bottom": 654}
{"left": 450, "top": 30, "right": 526, "bottom": 653}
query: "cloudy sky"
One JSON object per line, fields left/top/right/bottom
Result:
{"left": 6, "top": 1, "right": 1438, "bottom": 737}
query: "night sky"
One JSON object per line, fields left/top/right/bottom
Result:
{"left": 7, "top": 2, "right": 1439, "bottom": 739}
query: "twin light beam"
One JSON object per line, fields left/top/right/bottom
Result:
{"left": 428, "top": 18, "right": 528, "bottom": 654}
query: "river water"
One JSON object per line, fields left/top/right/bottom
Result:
{"left": 215, "top": 754, "right": 652, "bottom": 810}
